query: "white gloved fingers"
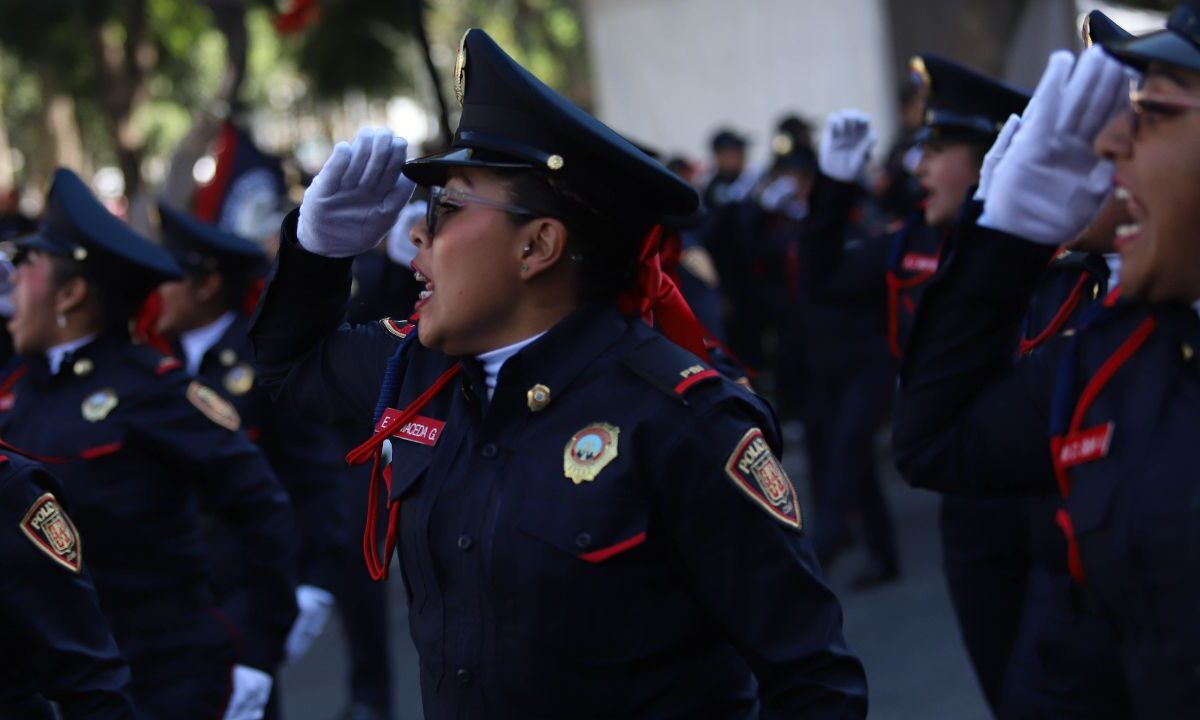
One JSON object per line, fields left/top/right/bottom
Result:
{"left": 1059, "top": 47, "right": 1127, "bottom": 139}
{"left": 340, "top": 128, "right": 377, "bottom": 189}
{"left": 382, "top": 175, "right": 418, "bottom": 211}
{"left": 1022, "top": 51, "right": 1076, "bottom": 129}
{"left": 993, "top": 114, "right": 1021, "bottom": 156}
{"left": 307, "top": 142, "right": 352, "bottom": 200}
{"left": 358, "top": 128, "right": 397, "bottom": 189}
{"left": 379, "top": 137, "right": 410, "bottom": 191}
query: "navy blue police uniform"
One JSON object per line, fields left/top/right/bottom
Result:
{"left": 0, "top": 449, "right": 137, "bottom": 719}
{"left": 0, "top": 169, "right": 298, "bottom": 718}
{"left": 252, "top": 28, "right": 867, "bottom": 719}
{"left": 892, "top": 196, "right": 1200, "bottom": 714}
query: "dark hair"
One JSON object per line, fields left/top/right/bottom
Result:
{"left": 184, "top": 266, "right": 255, "bottom": 314}
{"left": 497, "top": 169, "right": 652, "bottom": 304}
{"left": 47, "top": 254, "right": 144, "bottom": 334}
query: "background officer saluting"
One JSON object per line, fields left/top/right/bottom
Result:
{"left": 154, "top": 202, "right": 352, "bottom": 705}
{"left": 0, "top": 168, "right": 298, "bottom": 720}
{"left": 0, "top": 445, "right": 137, "bottom": 719}
{"left": 252, "top": 27, "right": 867, "bottom": 719}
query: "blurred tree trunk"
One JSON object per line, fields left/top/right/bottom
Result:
{"left": 0, "top": 94, "right": 14, "bottom": 191}
{"left": 42, "top": 88, "right": 86, "bottom": 178}
{"left": 89, "top": 0, "right": 155, "bottom": 199}
{"left": 885, "top": 0, "right": 1030, "bottom": 79}
{"left": 161, "top": 0, "right": 249, "bottom": 209}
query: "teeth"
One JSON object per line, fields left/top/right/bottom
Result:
{"left": 1115, "top": 223, "right": 1141, "bottom": 238}
{"left": 414, "top": 270, "right": 427, "bottom": 282}
{"left": 1114, "top": 187, "right": 1131, "bottom": 201}
{"left": 419, "top": 289, "right": 432, "bottom": 300}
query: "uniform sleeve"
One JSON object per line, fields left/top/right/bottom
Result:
{"left": 257, "top": 393, "right": 351, "bottom": 591}
{"left": 124, "top": 374, "right": 299, "bottom": 672}
{"left": 655, "top": 393, "right": 868, "bottom": 718}
{"left": 892, "top": 214, "right": 1061, "bottom": 496}
{"left": 799, "top": 179, "right": 888, "bottom": 305}
{"left": 250, "top": 209, "right": 398, "bottom": 425}
{"left": 0, "top": 466, "right": 137, "bottom": 719}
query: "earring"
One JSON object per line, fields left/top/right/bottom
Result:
{"left": 56, "top": 314, "right": 67, "bottom": 329}
{"left": 522, "top": 244, "right": 533, "bottom": 257}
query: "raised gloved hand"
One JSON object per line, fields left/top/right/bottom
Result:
{"left": 297, "top": 127, "right": 416, "bottom": 258}
{"left": 973, "top": 114, "right": 1021, "bottom": 202}
{"left": 979, "top": 47, "right": 1127, "bottom": 245}
{"left": 284, "top": 584, "right": 336, "bottom": 663}
{"left": 223, "top": 665, "right": 272, "bottom": 720}
{"left": 819, "top": 109, "right": 876, "bottom": 183}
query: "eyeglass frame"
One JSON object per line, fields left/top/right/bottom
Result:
{"left": 425, "top": 185, "right": 544, "bottom": 238}
{"left": 1128, "top": 77, "right": 1200, "bottom": 136}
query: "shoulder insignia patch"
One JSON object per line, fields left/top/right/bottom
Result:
{"left": 187, "top": 381, "right": 241, "bottom": 431}
{"left": 564, "top": 422, "right": 620, "bottom": 485}
{"left": 724, "top": 428, "right": 802, "bottom": 529}
{"left": 20, "top": 493, "right": 82, "bottom": 573}
{"left": 381, "top": 317, "right": 414, "bottom": 339}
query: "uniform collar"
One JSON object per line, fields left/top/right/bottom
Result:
{"left": 45, "top": 333, "right": 98, "bottom": 375}
{"left": 180, "top": 311, "right": 238, "bottom": 375}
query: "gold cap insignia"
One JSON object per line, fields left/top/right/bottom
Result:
{"left": 20, "top": 493, "right": 82, "bottom": 573}
{"left": 1182, "top": 343, "right": 1195, "bottom": 362}
{"left": 546, "top": 154, "right": 564, "bottom": 171}
{"left": 454, "top": 30, "right": 469, "bottom": 105}
{"left": 224, "top": 363, "right": 255, "bottom": 396}
{"left": 72, "top": 246, "right": 88, "bottom": 262}
{"left": 1082, "top": 15, "right": 1095, "bottom": 48}
{"left": 81, "top": 388, "right": 118, "bottom": 422}
{"left": 187, "top": 381, "right": 241, "bottom": 431}
{"left": 771, "top": 133, "right": 794, "bottom": 156}
{"left": 526, "top": 384, "right": 551, "bottom": 412}
{"left": 219, "top": 349, "right": 237, "bottom": 367}
{"left": 563, "top": 422, "right": 619, "bottom": 485}
{"left": 909, "top": 56, "right": 931, "bottom": 94}
{"left": 72, "top": 358, "right": 94, "bottom": 377}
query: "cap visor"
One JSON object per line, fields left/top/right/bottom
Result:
{"left": 1104, "top": 30, "right": 1200, "bottom": 74}
{"left": 403, "top": 148, "right": 535, "bottom": 187}
{"left": 13, "top": 233, "right": 63, "bottom": 255}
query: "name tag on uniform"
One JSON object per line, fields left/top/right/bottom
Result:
{"left": 901, "top": 252, "right": 939, "bottom": 274}
{"left": 1055, "top": 423, "right": 1114, "bottom": 469}
{"left": 377, "top": 408, "right": 445, "bottom": 447}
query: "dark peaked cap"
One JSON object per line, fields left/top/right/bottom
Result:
{"left": 157, "top": 201, "right": 264, "bottom": 275}
{"left": 1083, "top": 10, "right": 1133, "bottom": 47}
{"left": 910, "top": 54, "right": 1030, "bottom": 142}
{"left": 403, "top": 29, "right": 699, "bottom": 226}
{"left": 1104, "top": 1, "right": 1200, "bottom": 73}
{"left": 16, "top": 168, "right": 182, "bottom": 293}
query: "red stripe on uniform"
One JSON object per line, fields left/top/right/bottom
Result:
{"left": 674, "top": 369, "right": 719, "bottom": 395}
{"left": 79, "top": 442, "right": 123, "bottom": 460}
{"left": 579, "top": 531, "right": 647, "bottom": 563}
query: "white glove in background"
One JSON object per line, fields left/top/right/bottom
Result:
{"left": 386, "top": 200, "right": 428, "bottom": 269}
{"left": 973, "top": 114, "right": 1021, "bottom": 202}
{"left": 979, "top": 47, "right": 1127, "bottom": 245}
{"left": 223, "top": 664, "right": 273, "bottom": 720}
{"left": 819, "top": 110, "right": 877, "bottom": 183}
{"left": 297, "top": 127, "right": 417, "bottom": 258}
{"left": 284, "top": 584, "right": 336, "bottom": 663}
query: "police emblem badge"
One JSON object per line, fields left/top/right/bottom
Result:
{"left": 724, "top": 428, "right": 802, "bottom": 528}
{"left": 563, "top": 422, "right": 619, "bottom": 485}
{"left": 81, "top": 388, "right": 119, "bottom": 422}
{"left": 224, "top": 363, "right": 255, "bottom": 396}
{"left": 20, "top": 493, "right": 82, "bottom": 572}
{"left": 187, "top": 381, "right": 241, "bottom": 431}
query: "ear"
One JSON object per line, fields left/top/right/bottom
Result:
{"left": 519, "top": 218, "right": 569, "bottom": 280}
{"left": 54, "top": 276, "right": 89, "bottom": 316}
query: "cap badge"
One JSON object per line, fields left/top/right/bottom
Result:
{"left": 224, "top": 363, "right": 255, "bottom": 396}
{"left": 563, "top": 422, "right": 619, "bottom": 485}
{"left": 81, "top": 388, "right": 119, "bottom": 422}
{"left": 526, "top": 384, "right": 551, "bottom": 412}
{"left": 546, "top": 154, "right": 565, "bottom": 171}
{"left": 20, "top": 493, "right": 82, "bottom": 573}
{"left": 454, "top": 30, "right": 469, "bottom": 105}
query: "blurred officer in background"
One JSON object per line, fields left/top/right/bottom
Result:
{"left": 1, "top": 168, "right": 298, "bottom": 720}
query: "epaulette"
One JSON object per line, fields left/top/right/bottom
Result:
{"left": 621, "top": 335, "right": 722, "bottom": 404}
{"left": 380, "top": 317, "right": 416, "bottom": 340}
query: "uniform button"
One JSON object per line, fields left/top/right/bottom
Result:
{"left": 457, "top": 535, "right": 473, "bottom": 550}
{"left": 574, "top": 532, "right": 592, "bottom": 549}
{"left": 481, "top": 443, "right": 498, "bottom": 458}
{"left": 457, "top": 668, "right": 472, "bottom": 684}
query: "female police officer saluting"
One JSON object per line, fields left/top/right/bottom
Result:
{"left": 252, "top": 28, "right": 866, "bottom": 719}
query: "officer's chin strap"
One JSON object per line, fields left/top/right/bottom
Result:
{"left": 346, "top": 361, "right": 462, "bottom": 581}
{"left": 617, "top": 225, "right": 711, "bottom": 360}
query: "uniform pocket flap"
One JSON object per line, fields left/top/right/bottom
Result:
{"left": 516, "top": 497, "right": 650, "bottom": 562}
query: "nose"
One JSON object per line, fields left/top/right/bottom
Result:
{"left": 409, "top": 217, "right": 431, "bottom": 249}
{"left": 1094, "top": 109, "right": 1133, "bottom": 163}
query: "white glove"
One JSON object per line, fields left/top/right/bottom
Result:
{"left": 223, "top": 665, "right": 273, "bottom": 720}
{"left": 385, "top": 200, "right": 427, "bottom": 268}
{"left": 819, "top": 109, "right": 876, "bottom": 183}
{"left": 973, "top": 114, "right": 1021, "bottom": 202}
{"left": 297, "top": 127, "right": 417, "bottom": 257}
{"left": 284, "top": 584, "right": 335, "bottom": 663}
{"left": 979, "top": 47, "right": 1127, "bottom": 245}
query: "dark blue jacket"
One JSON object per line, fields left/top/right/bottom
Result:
{"left": 250, "top": 212, "right": 868, "bottom": 719}
{"left": 0, "top": 452, "right": 136, "bottom": 719}
{"left": 0, "top": 335, "right": 298, "bottom": 673}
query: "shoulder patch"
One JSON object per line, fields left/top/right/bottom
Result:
{"left": 622, "top": 336, "right": 720, "bottom": 403}
{"left": 380, "top": 317, "right": 415, "bottom": 339}
{"left": 187, "top": 381, "right": 241, "bottom": 431}
{"left": 724, "top": 428, "right": 802, "bottom": 529}
{"left": 20, "top": 493, "right": 82, "bottom": 573}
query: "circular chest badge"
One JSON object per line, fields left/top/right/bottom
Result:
{"left": 563, "top": 422, "right": 620, "bottom": 485}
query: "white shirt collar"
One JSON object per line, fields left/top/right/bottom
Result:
{"left": 180, "top": 311, "right": 238, "bottom": 376}
{"left": 46, "top": 334, "right": 98, "bottom": 375}
{"left": 475, "top": 332, "right": 546, "bottom": 400}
